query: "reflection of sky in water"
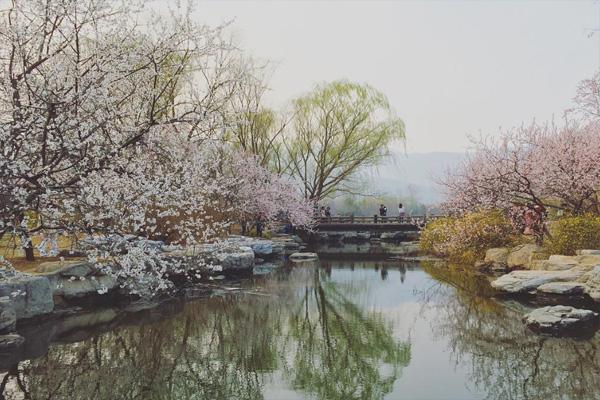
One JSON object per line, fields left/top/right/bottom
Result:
{"left": 318, "top": 265, "right": 487, "bottom": 400}
{"left": 2, "top": 260, "right": 598, "bottom": 400}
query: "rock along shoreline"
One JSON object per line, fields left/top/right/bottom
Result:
{"left": 480, "top": 245, "right": 600, "bottom": 336}
{"left": 0, "top": 234, "right": 315, "bottom": 353}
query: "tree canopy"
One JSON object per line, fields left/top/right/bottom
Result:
{"left": 284, "top": 81, "right": 405, "bottom": 201}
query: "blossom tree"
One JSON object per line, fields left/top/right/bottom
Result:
{"left": 226, "top": 151, "right": 315, "bottom": 232}
{"left": 442, "top": 122, "right": 600, "bottom": 215}
{"left": 569, "top": 72, "right": 600, "bottom": 122}
{"left": 0, "top": 0, "right": 314, "bottom": 295}
{"left": 0, "top": 0, "right": 243, "bottom": 259}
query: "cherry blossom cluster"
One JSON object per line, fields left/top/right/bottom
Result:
{"left": 0, "top": 0, "right": 314, "bottom": 293}
{"left": 442, "top": 121, "right": 600, "bottom": 215}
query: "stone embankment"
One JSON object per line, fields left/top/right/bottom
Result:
{"left": 0, "top": 234, "right": 309, "bottom": 349}
{"left": 480, "top": 245, "right": 600, "bottom": 336}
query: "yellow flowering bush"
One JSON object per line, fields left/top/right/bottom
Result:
{"left": 545, "top": 214, "right": 600, "bottom": 255}
{"left": 420, "top": 210, "right": 520, "bottom": 263}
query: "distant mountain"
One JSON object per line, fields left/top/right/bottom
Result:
{"left": 366, "top": 151, "right": 465, "bottom": 205}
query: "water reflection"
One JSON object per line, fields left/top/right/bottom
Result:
{"left": 1, "top": 261, "right": 599, "bottom": 400}
{"left": 423, "top": 262, "right": 600, "bottom": 400}
{"left": 0, "top": 265, "right": 410, "bottom": 400}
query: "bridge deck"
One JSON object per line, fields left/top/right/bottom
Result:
{"left": 316, "top": 223, "right": 420, "bottom": 232}
{"left": 315, "top": 215, "right": 443, "bottom": 231}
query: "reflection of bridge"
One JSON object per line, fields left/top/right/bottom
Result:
{"left": 315, "top": 215, "right": 444, "bottom": 232}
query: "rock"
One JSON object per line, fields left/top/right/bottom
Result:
{"left": 523, "top": 305, "right": 599, "bottom": 335}
{"left": 200, "top": 244, "right": 255, "bottom": 272}
{"left": 0, "top": 334, "right": 25, "bottom": 349}
{"left": 34, "top": 260, "right": 87, "bottom": 275}
{"left": 59, "top": 262, "right": 94, "bottom": 278}
{"left": 225, "top": 236, "right": 286, "bottom": 258}
{"left": 534, "top": 255, "right": 580, "bottom": 271}
{"left": 577, "top": 249, "right": 600, "bottom": 255}
{"left": 0, "top": 297, "right": 16, "bottom": 333}
{"left": 507, "top": 244, "right": 544, "bottom": 269}
{"left": 216, "top": 246, "right": 254, "bottom": 271}
{"left": 53, "top": 275, "right": 118, "bottom": 298}
{"left": 575, "top": 254, "right": 600, "bottom": 267}
{"left": 245, "top": 241, "right": 273, "bottom": 257}
{"left": 289, "top": 252, "right": 319, "bottom": 261}
{"left": 485, "top": 248, "right": 510, "bottom": 264}
{"left": 579, "top": 265, "right": 600, "bottom": 302}
{"left": 537, "top": 282, "right": 586, "bottom": 295}
{"left": 491, "top": 268, "right": 586, "bottom": 294}
{"left": 0, "top": 275, "right": 54, "bottom": 319}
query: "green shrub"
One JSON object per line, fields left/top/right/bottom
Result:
{"left": 420, "top": 210, "right": 520, "bottom": 263}
{"left": 545, "top": 214, "right": 600, "bottom": 255}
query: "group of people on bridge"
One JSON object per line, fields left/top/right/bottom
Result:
{"left": 377, "top": 203, "right": 407, "bottom": 222}
{"left": 317, "top": 202, "right": 414, "bottom": 224}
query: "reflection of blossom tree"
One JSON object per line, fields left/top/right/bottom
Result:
{"left": 423, "top": 262, "right": 600, "bottom": 400}
{"left": 0, "top": 265, "right": 410, "bottom": 400}
{"left": 284, "top": 269, "right": 411, "bottom": 400}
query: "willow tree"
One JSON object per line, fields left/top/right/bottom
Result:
{"left": 225, "top": 59, "right": 290, "bottom": 172}
{"left": 285, "top": 81, "right": 405, "bottom": 201}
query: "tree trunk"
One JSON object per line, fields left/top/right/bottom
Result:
{"left": 24, "top": 243, "right": 34, "bottom": 261}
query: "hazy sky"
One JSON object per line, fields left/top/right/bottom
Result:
{"left": 190, "top": 0, "right": 599, "bottom": 153}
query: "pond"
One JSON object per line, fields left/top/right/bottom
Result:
{"left": 1, "top": 259, "right": 599, "bottom": 400}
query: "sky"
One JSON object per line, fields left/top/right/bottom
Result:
{"left": 188, "top": 0, "right": 600, "bottom": 153}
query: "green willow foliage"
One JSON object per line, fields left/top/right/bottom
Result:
{"left": 420, "top": 210, "right": 521, "bottom": 263}
{"left": 287, "top": 80, "right": 405, "bottom": 200}
{"left": 545, "top": 214, "right": 600, "bottom": 255}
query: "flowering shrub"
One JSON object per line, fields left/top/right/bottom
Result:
{"left": 420, "top": 210, "right": 521, "bottom": 263}
{"left": 545, "top": 215, "right": 600, "bottom": 255}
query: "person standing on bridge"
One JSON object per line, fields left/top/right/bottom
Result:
{"left": 398, "top": 203, "right": 406, "bottom": 223}
{"left": 379, "top": 204, "right": 387, "bottom": 220}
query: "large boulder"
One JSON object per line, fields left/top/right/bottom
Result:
{"left": 534, "top": 255, "right": 581, "bottom": 271}
{"left": 506, "top": 244, "right": 544, "bottom": 269}
{"left": 491, "top": 268, "right": 586, "bottom": 294}
{"left": 579, "top": 265, "right": 600, "bottom": 302}
{"left": 200, "top": 244, "right": 255, "bottom": 272}
{"left": 536, "top": 282, "right": 586, "bottom": 295}
{"left": 0, "top": 297, "right": 16, "bottom": 333}
{"left": 523, "top": 305, "right": 599, "bottom": 336}
{"left": 0, "top": 272, "right": 53, "bottom": 319}
{"left": 34, "top": 261, "right": 120, "bottom": 299}
{"left": 53, "top": 275, "right": 118, "bottom": 298}
{"left": 577, "top": 249, "right": 600, "bottom": 255}
{"left": 226, "top": 236, "right": 275, "bottom": 258}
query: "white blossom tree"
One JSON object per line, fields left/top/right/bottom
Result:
{"left": 0, "top": 0, "right": 314, "bottom": 295}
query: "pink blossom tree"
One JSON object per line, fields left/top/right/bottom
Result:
{"left": 442, "top": 122, "right": 600, "bottom": 215}
{"left": 226, "top": 151, "right": 315, "bottom": 232}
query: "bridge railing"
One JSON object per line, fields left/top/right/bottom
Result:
{"left": 317, "top": 215, "right": 445, "bottom": 224}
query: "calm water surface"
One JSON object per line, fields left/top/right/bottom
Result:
{"left": 1, "top": 260, "right": 599, "bottom": 400}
